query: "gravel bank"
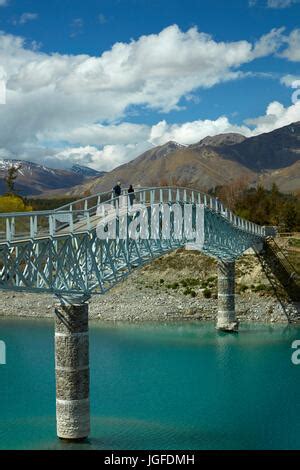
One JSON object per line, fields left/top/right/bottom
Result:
{"left": 0, "top": 272, "right": 298, "bottom": 324}
{"left": 0, "top": 249, "right": 298, "bottom": 324}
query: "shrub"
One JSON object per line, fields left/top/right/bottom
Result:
{"left": 183, "top": 287, "right": 197, "bottom": 297}
{"left": 238, "top": 284, "right": 248, "bottom": 293}
{"left": 187, "top": 278, "right": 200, "bottom": 287}
{"left": 203, "top": 288, "right": 212, "bottom": 299}
{"left": 253, "top": 284, "right": 266, "bottom": 293}
{"left": 0, "top": 195, "right": 33, "bottom": 213}
{"left": 167, "top": 283, "right": 179, "bottom": 290}
{"left": 181, "top": 278, "right": 200, "bottom": 287}
{"left": 171, "top": 282, "right": 179, "bottom": 289}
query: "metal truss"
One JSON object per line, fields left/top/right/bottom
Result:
{"left": 0, "top": 187, "right": 265, "bottom": 300}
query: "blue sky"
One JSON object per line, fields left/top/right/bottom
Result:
{"left": 0, "top": 0, "right": 300, "bottom": 170}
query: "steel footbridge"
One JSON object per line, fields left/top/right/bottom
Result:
{"left": 0, "top": 187, "right": 265, "bottom": 300}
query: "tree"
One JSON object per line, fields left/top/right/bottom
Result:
{"left": 215, "top": 177, "right": 250, "bottom": 211}
{"left": 5, "top": 164, "right": 21, "bottom": 195}
{"left": 282, "top": 201, "right": 299, "bottom": 232}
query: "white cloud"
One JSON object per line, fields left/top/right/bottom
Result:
{"left": 280, "top": 74, "right": 300, "bottom": 87}
{"left": 0, "top": 25, "right": 297, "bottom": 171}
{"left": 149, "top": 118, "right": 252, "bottom": 146}
{"left": 249, "top": 0, "right": 299, "bottom": 8}
{"left": 98, "top": 14, "right": 107, "bottom": 25}
{"left": 245, "top": 100, "right": 300, "bottom": 133}
{"left": 70, "top": 18, "right": 84, "bottom": 38}
{"left": 16, "top": 13, "right": 39, "bottom": 25}
{"left": 42, "top": 123, "right": 150, "bottom": 147}
{"left": 0, "top": 0, "right": 8, "bottom": 6}
{"left": 49, "top": 142, "right": 152, "bottom": 172}
{"left": 252, "top": 27, "right": 286, "bottom": 57}
{"left": 280, "top": 29, "right": 300, "bottom": 61}
{"left": 267, "top": 0, "right": 299, "bottom": 8}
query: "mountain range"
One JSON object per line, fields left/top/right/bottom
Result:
{"left": 0, "top": 121, "right": 300, "bottom": 197}
{"left": 63, "top": 121, "right": 300, "bottom": 196}
{"left": 0, "top": 160, "right": 105, "bottom": 196}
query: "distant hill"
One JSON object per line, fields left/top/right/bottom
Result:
{"left": 62, "top": 122, "right": 300, "bottom": 196}
{"left": 220, "top": 122, "right": 300, "bottom": 171}
{"left": 258, "top": 160, "right": 300, "bottom": 193}
{"left": 63, "top": 141, "right": 255, "bottom": 196}
{"left": 70, "top": 164, "right": 106, "bottom": 178}
{"left": 0, "top": 159, "right": 103, "bottom": 196}
{"left": 190, "top": 132, "right": 247, "bottom": 149}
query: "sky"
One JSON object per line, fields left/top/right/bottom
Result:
{"left": 0, "top": 0, "right": 300, "bottom": 171}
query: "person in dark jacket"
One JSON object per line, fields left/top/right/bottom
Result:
{"left": 113, "top": 182, "right": 122, "bottom": 198}
{"left": 128, "top": 184, "right": 135, "bottom": 206}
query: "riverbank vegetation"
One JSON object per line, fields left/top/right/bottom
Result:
{"left": 214, "top": 182, "right": 300, "bottom": 232}
{"left": 27, "top": 197, "right": 77, "bottom": 211}
{"left": 0, "top": 194, "right": 33, "bottom": 213}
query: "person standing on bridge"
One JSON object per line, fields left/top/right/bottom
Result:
{"left": 113, "top": 181, "right": 122, "bottom": 198}
{"left": 128, "top": 184, "right": 136, "bottom": 206}
{"left": 113, "top": 182, "right": 122, "bottom": 198}
{"left": 112, "top": 182, "right": 122, "bottom": 208}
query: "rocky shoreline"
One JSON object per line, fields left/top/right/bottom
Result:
{"left": 0, "top": 273, "right": 298, "bottom": 325}
{"left": 0, "top": 249, "right": 299, "bottom": 325}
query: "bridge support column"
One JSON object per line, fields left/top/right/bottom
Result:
{"left": 216, "top": 260, "right": 239, "bottom": 333}
{"left": 54, "top": 299, "right": 90, "bottom": 441}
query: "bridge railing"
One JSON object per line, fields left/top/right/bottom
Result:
{"left": 55, "top": 190, "right": 114, "bottom": 213}
{"left": 0, "top": 186, "right": 265, "bottom": 242}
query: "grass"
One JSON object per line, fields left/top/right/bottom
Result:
{"left": 28, "top": 197, "right": 78, "bottom": 211}
{"left": 180, "top": 278, "right": 200, "bottom": 287}
{"left": 288, "top": 238, "right": 300, "bottom": 248}
{"left": 183, "top": 287, "right": 197, "bottom": 297}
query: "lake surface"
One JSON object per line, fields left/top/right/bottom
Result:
{"left": 0, "top": 318, "right": 300, "bottom": 450}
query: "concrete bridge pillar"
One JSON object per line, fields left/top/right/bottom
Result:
{"left": 216, "top": 260, "right": 239, "bottom": 333}
{"left": 54, "top": 299, "right": 90, "bottom": 441}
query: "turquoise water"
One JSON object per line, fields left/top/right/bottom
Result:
{"left": 0, "top": 318, "right": 300, "bottom": 450}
